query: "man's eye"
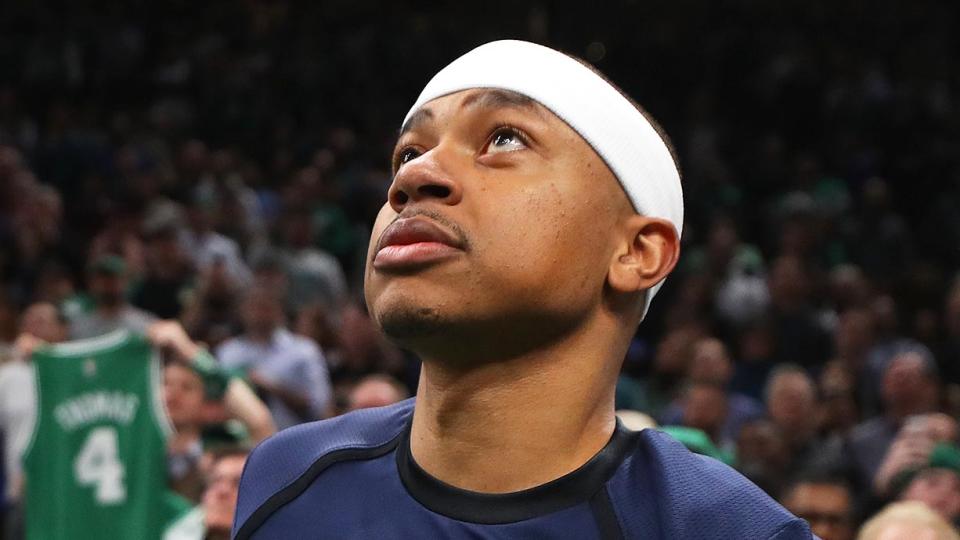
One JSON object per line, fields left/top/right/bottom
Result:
{"left": 485, "top": 127, "right": 527, "bottom": 154}
{"left": 396, "top": 148, "right": 421, "bottom": 168}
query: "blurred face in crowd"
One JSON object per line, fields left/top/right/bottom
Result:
{"left": 364, "top": 89, "right": 674, "bottom": 356}
{"left": 782, "top": 482, "right": 853, "bottom": 540}
{"left": 164, "top": 363, "right": 205, "bottom": 430}
{"left": 348, "top": 376, "right": 407, "bottom": 411}
{"left": 901, "top": 469, "right": 960, "bottom": 522}
{"left": 145, "top": 231, "right": 186, "bottom": 276}
{"left": 682, "top": 383, "right": 728, "bottom": 441}
{"left": 203, "top": 454, "right": 247, "bottom": 534}
{"left": 766, "top": 370, "right": 817, "bottom": 443}
{"left": 882, "top": 352, "right": 938, "bottom": 416}
{"left": 89, "top": 270, "right": 127, "bottom": 308}
{"left": 654, "top": 326, "right": 703, "bottom": 376}
{"left": 282, "top": 212, "right": 314, "bottom": 249}
{"left": 20, "top": 302, "right": 66, "bottom": 343}
{"left": 688, "top": 338, "right": 732, "bottom": 385}
{"left": 241, "top": 289, "right": 284, "bottom": 337}
{"left": 768, "top": 256, "right": 809, "bottom": 310}
{"left": 835, "top": 309, "right": 875, "bottom": 364}
{"left": 819, "top": 361, "right": 859, "bottom": 435}
{"left": 736, "top": 419, "right": 791, "bottom": 478}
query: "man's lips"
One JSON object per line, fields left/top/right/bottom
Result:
{"left": 374, "top": 217, "right": 465, "bottom": 270}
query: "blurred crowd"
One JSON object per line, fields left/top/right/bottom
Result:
{"left": 2, "top": 1, "right": 960, "bottom": 539}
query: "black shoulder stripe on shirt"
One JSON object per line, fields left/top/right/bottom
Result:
{"left": 589, "top": 486, "right": 625, "bottom": 540}
{"left": 235, "top": 434, "right": 404, "bottom": 540}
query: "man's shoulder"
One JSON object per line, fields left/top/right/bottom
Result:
{"left": 610, "top": 429, "right": 811, "bottom": 539}
{"left": 234, "top": 399, "right": 414, "bottom": 535}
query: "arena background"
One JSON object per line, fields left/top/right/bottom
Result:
{"left": 1, "top": 1, "right": 960, "bottom": 538}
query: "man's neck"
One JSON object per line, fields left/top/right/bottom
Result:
{"left": 409, "top": 317, "right": 624, "bottom": 494}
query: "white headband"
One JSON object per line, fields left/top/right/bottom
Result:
{"left": 404, "top": 39, "right": 683, "bottom": 319}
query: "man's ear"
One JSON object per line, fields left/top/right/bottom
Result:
{"left": 607, "top": 216, "right": 680, "bottom": 294}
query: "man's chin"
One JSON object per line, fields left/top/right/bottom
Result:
{"left": 376, "top": 304, "right": 447, "bottom": 344}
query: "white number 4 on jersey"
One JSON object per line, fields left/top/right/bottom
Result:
{"left": 74, "top": 427, "right": 127, "bottom": 504}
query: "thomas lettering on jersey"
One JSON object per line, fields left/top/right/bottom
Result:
{"left": 53, "top": 391, "right": 140, "bottom": 431}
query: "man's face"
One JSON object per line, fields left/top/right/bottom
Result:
{"left": 782, "top": 483, "right": 853, "bottom": 540}
{"left": 902, "top": 469, "right": 960, "bottom": 522}
{"left": 364, "top": 89, "right": 632, "bottom": 354}
{"left": 203, "top": 455, "right": 246, "bottom": 533}
{"left": 768, "top": 373, "right": 816, "bottom": 431}
{"left": 882, "top": 353, "right": 934, "bottom": 409}
{"left": 163, "top": 363, "right": 205, "bottom": 430}
{"left": 241, "top": 292, "right": 283, "bottom": 335}
{"left": 89, "top": 272, "right": 126, "bottom": 308}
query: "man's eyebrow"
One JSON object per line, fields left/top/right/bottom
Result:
{"left": 460, "top": 89, "right": 541, "bottom": 115}
{"left": 398, "top": 89, "right": 544, "bottom": 137}
{"left": 399, "top": 108, "right": 434, "bottom": 137}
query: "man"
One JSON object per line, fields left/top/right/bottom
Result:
{"left": 234, "top": 40, "right": 810, "bottom": 538}
{"left": 216, "top": 287, "right": 332, "bottom": 429}
{"left": 659, "top": 337, "right": 764, "bottom": 444}
{"left": 132, "top": 221, "right": 195, "bottom": 319}
{"left": 765, "top": 365, "right": 824, "bottom": 474}
{"left": 346, "top": 374, "right": 408, "bottom": 412}
{"left": 847, "top": 347, "right": 941, "bottom": 496}
{"left": 857, "top": 501, "right": 960, "bottom": 540}
{"left": 0, "top": 303, "right": 68, "bottom": 539}
{"left": 897, "top": 443, "right": 960, "bottom": 525}
{"left": 780, "top": 473, "right": 855, "bottom": 540}
{"left": 159, "top": 321, "right": 275, "bottom": 502}
{"left": 163, "top": 447, "right": 250, "bottom": 540}
{"left": 179, "top": 197, "right": 252, "bottom": 289}
{"left": 70, "top": 254, "right": 156, "bottom": 339}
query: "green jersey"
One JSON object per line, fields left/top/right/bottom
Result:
{"left": 23, "top": 329, "right": 173, "bottom": 540}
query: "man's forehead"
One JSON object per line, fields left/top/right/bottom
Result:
{"left": 400, "top": 88, "right": 548, "bottom": 136}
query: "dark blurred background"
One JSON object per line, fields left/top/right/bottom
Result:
{"left": 2, "top": 1, "right": 960, "bottom": 537}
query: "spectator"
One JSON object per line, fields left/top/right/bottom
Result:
{"left": 818, "top": 360, "right": 860, "bottom": 438}
{"left": 249, "top": 206, "right": 347, "bottom": 313}
{"left": 180, "top": 257, "right": 243, "bottom": 350}
{"left": 0, "top": 302, "right": 66, "bottom": 536}
{"left": 736, "top": 418, "right": 791, "bottom": 496}
{"left": 847, "top": 348, "right": 942, "bottom": 496}
{"left": 780, "top": 472, "right": 855, "bottom": 540}
{"left": 70, "top": 255, "right": 156, "bottom": 339}
{"left": 202, "top": 447, "right": 250, "bottom": 539}
{"left": 874, "top": 414, "right": 958, "bottom": 499}
{"left": 897, "top": 443, "right": 960, "bottom": 526}
{"left": 151, "top": 320, "right": 274, "bottom": 502}
{"left": 131, "top": 222, "right": 195, "bottom": 319}
{"left": 659, "top": 337, "right": 764, "bottom": 444}
{"left": 180, "top": 197, "right": 252, "bottom": 289}
{"left": 765, "top": 365, "right": 824, "bottom": 473}
{"left": 677, "top": 381, "right": 730, "bottom": 449}
{"left": 163, "top": 446, "right": 250, "bottom": 540}
{"left": 766, "top": 256, "right": 832, "bottom": 369}
{"left": 346, "top": 374, "right": 408, "bottom": 412}
{"left": 857, "top": 501, "right": 960, "bottom": 540}
{"left": 216, "top": 286, "right": 332, "bottom": 429}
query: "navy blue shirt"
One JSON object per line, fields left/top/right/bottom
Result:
{"left": 234, "top": 399, "right": 812, "bottom": 539}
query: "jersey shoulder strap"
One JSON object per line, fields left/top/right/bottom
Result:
{"left": 233, "top": 398, "right": 414, "bottom": 536}
{"left": 607, "top": 429, "right": 812, "bottom": 539}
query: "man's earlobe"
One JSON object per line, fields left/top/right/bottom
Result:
{"left": 608, "top": 216, "right": 680, "bottom": 294}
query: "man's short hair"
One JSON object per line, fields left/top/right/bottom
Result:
{"left": 779, "top": 468, "right": 852, "bottom": 502}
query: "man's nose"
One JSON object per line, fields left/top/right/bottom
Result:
{"left": 388, "top": 148, "right": 463, "bottom": 212}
